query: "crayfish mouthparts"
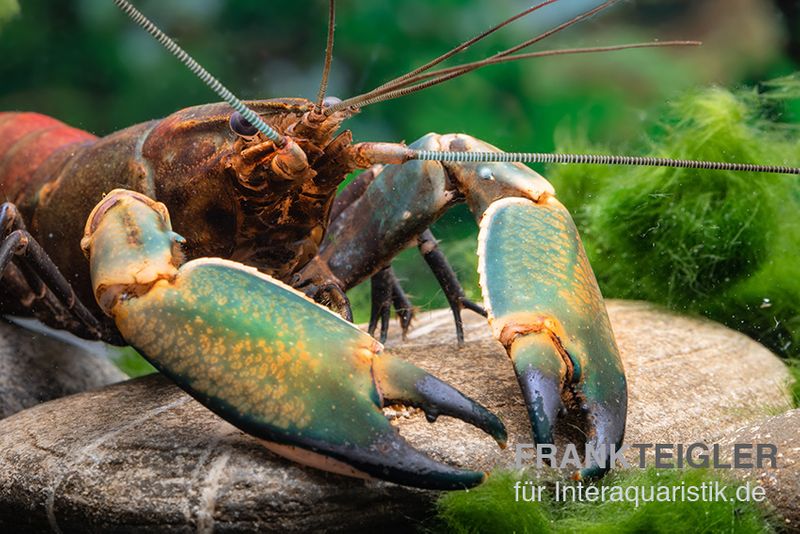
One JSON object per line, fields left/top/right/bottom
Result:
{"left": 271, "top": 137, "right": 314, "bottom": 180}
{"left": 228, "top": 135, "right": 316, "bottom": 188}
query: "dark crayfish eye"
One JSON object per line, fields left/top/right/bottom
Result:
{"left": 229, "top": 111, "right": 258, "bottom": 138}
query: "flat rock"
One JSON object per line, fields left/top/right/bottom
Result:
{"left": 0, "top": 301, "right": 792, "bottom": 532}
{"left": 718, "top": 409, "right": 800, "bottom": 531}
{"left": 383, "top": 301, "right": 793, "bottom": 465}
{"left": 0, "top": 319, "right": 125, "bottom": 419}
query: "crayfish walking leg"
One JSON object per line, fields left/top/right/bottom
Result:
{"left": 0, "top": 202, "right": 106, "bottom": 340}
{"left": 364, "top": 230, "right": 481, "bottom": 345}
{"left": 319, "top": 133, "right": 627, "bottom": 478}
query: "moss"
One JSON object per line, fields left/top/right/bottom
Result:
{"left": 546, "top": 75, "right": 800, "bottom": 359}
{"left": 436, "top": 471, "right": 552, "bottom": 534}
{"left": 435, "top": 469, "right": 774, "bottom": 534}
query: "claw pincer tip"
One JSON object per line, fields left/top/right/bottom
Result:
{"left": 478, "top": 196, "right": 627, "bottom": 475}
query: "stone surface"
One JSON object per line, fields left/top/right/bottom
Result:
{"left": 0, "top": 301, "right": 792, "bottom": 532}
{"left": 0, "top": 319, "right": 125, "bottom": 419}
{"left": 718, "top": 410, "right": 800, "bottom": 531}
{"left": 384, "top": 301, "right": 793, "bottom": 466}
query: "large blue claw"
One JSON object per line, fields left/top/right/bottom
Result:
{"left": 478, "top": 196, "right": 627, "bottom": 478}
{"left": 81, "top": 189, "right": 506, "bottom": 490}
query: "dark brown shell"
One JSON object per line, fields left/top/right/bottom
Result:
{"left": 0, "top": 99, "right": 355, "bottom": 334}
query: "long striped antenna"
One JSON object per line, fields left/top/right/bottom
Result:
{"left": 113, "top": 0, "right": 287, "bottom": 147}
{"left": 408, "top": 150, "right": 800, "bottom": 175}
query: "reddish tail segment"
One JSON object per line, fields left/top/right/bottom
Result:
{"left": 0, "top": 112, "right": 96, "bottom": 203}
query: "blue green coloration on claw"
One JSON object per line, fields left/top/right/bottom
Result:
{"left": 478, "top": 195, "right": 627, "bottom": 478}
{"left": 80, "top": 189, "right": 506, "bottom": 490}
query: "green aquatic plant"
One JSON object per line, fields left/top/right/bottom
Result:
{"left": 547, "top": 75, "right": 800, "bottom": 363}
{"left": 111, "top": 346, "right": 156, "bottom": 378}
{"left": 435, "top": 469, "right": 774, "bottom": 534}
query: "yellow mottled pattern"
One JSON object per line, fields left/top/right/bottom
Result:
{"left": 481, "top": 197, "right": 622, "bottom": 382}
{"left": 112, "top": 260, "right": 376, "bottom": 434}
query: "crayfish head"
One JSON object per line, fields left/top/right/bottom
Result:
{"left": 81, "top": 189, "right": 185, "bottom": 316}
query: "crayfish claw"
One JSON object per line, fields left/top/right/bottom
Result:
{"left": 575, "top": 399, "right": 625, "bottom": 480}
{"left": 373, "top": 353, "right": 508, "bottom": 448}
{"left": 509, "top": 333, "right": 568, "bottom": 446}
{"left": 81, "top": 189, "right": 503, "bottom": 490}
{"left": 315, "top": 427, "right": 488, "bottom": 490}
{"left": 476, "top": 195, "right": 627, "bottom": 478}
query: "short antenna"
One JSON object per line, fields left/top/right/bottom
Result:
{"left": 113, "top": 0, "right": 287, "bottom": 147}
{"left": 316, "top": 0, "right": 336, "bottom": 109}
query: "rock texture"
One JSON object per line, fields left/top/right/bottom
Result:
{"left": 0, "top": 301, "right": 792, "bottom": 532}
{"left": 719, "top": 410, "right": 800, "bottom": 531}
{"left": 383, "top": 301, "right": 793, "bottom": 462}
{"left": 0, "top": 319, "right": 125, "bottom": 419}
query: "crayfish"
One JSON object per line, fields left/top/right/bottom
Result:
{"left": 1, "top": 0, "right": 796, "bottom": 490}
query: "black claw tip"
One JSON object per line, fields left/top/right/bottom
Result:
{"left": 578, "top": 400, "right": 627, "bottom": 479}
{"left": 517, "top": 366, "right": 564, "bottom": 445}
{"left": 299, "top": 431, "right": 487, "bottom": 490}
{"left": 415, "top": 375, "right": 508, "bottom": 447}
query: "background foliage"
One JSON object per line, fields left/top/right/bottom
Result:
{"left": 1, "top": 1, "right": 799, "bottom": 366}
{"left": 546, "top": 78, "right": 800, "bottom": 408}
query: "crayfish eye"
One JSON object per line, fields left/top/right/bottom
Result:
{"left": 229, "top": 111, "right": 258, "bottom": 138}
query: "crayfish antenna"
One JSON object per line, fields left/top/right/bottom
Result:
{"left": 316, "top": 0, "right": 337, "bottom": 110}
{"left": 113, "top": 0, "right": 287, "bottom": 147}
{"left": 406, "top": 149, "right": 800, "bottom": 175}
{"left": 373, "top": 0, "right": 564, "bottom": 93}
{"left": 328, "top": 0, "right": 634, "bottom": 113}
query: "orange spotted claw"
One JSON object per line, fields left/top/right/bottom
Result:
{"left": 80, "top": 189, "right": 506, "bottom": 490}
{"left": 477, "top": 196, "right": 627, "bottom": 479}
